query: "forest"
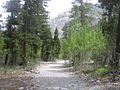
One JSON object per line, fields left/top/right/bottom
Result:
{"left": 0, "top": 0, "right": 120, "bottom": 89}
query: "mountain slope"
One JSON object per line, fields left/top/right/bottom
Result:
{"left": 49, "top": 3, "right": 103, "bottom": 36}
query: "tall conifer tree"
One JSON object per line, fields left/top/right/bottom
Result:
{"left": 53, "top": 27, "right": 60, "bottom": 58}
{"left": 4, "top": 0, "right": 21, "bottom": 65}
{"left": 99, "top": 0, "right": 120, "bottom": 81}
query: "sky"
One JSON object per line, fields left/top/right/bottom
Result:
{"left": 0, "top": 0, "right": 98, "bottom": 19}
{"left": 0, "top": 0, "right": 9, "bottom": 21}
{"left": 46, "top": 0, "right": 98, "bottom": 18}
{"left": 0, "top": 0, "right": 6, "bottom": 13}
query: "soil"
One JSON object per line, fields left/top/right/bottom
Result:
{"left": 0, "top": 60, "right": 120, "bottom": 90}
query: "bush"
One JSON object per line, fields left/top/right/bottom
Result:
{"left": 91, "top": 67, "right": 109, "bottom": 77}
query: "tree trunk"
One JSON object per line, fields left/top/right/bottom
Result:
{"left": 22, "top": 41, "right": 27, "bottom": 66}
{"left": 112, "top": 12, "right": 120, "bottom": 81}
{"left": 4, "top": 54, "right": 8, "bottom": 66}
{"left": 116, "top": 12, "right": 120, "bottom": 70}
{"left": 9, "top": 49, "right": 17, "bottom": 66}
{"left": 80, "top": 0, "right": 84, "bottom": 25}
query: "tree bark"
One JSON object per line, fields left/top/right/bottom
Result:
{"left": 115, "top": 12, "right": 120, "bottom": 70}
{"left": 4, "top": 54, "right": 8, "bottom": 66}
{"left": 80, "top": 0, "right": 84, "bottom": 25}
{"left": 22, "top": 41, "right": 27, "bottom": 66}
{"left": 112, "top": 12, "right": 120, "bottom": 81}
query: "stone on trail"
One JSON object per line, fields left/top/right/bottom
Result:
{"left": 18, "top": 87, "right": 24, "bottom": 90}
{"left": 89, "top": 86, "right": 101, "bottom": 90}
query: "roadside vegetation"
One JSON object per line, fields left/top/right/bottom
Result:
{"left": 0, "top": 0, "right": 119, "bottom": 87}
{"left": 61, "top": 0, "right": 120, "bottom": 82}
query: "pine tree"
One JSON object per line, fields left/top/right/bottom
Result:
{"left": 4, "top": 0, "right": 21, "bottom": 66}
{"left": 0, "top": 14, "right": 2, "bottom": 29}
{"left": 21, "top": 0, "right": 52, "bottom": 62}
{"left": 0, "top": 31, "right": 4, "bottom": 56}
{"left": 3, "top": 0, "right": 52, "bottom": 66}
{"left": 41, "top": 25, "right": 52, "bottom": 61}
{"left": 99, "top": 0, "right": 120, "bottom": 81}
{"left": 53, "top": 27, "right": 60, "bottom": 58}
{"left": 71, "top": 0, "right": 89, "bottom": 25}
{"left": 63, "top": 0, "right": 91, "bottom": 39}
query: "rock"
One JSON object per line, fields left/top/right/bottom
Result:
{"left": 103, "top": 86, "right": 120, "bottom": 90}
{"left": 36, "top": 85, "right": 40, "bottom": 87}
{"left": 30, "top": 84, "right": 34, "bottom": 87}
{"left": 89, "top": 86, "right": 102, "bottom": 90}
{"left": 18, "top": 87, "right": 24, "bottom": 90}
{"left": 97, "top": 80, "right": 101, "bottom": 83}
{"left": 0, "top": 88, "right": 5, "bottom": 90}
{"left": 111, "top": 83, "right": 120, "bottom": 86}
{"left": 18, "top": 78, "right": 22, "bottom": 81}
{"left": 59, "top": 87, "right": 62, "bottom": 90}
{"left": 91, "top": 79, "right": 95, "bottom": 82}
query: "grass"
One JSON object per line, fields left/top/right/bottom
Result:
{"left": 64, "top": 63, "right": 72, "bottom": 68}
{"left": 90, "top": 67, "right": 109, "bottom": 78}
{"left": 0, "top": 66, "right": 25, "bottom": 79}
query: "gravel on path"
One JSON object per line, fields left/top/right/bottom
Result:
{"left": 27, "top": 60, "right": 120, "bottom": 90}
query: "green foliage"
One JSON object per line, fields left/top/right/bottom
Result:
{"left": 98, "top": 0, "right": 120, "bottom": 81}
{"left": 100, "top": 16, "right": 117, "bottom": 45}
{"left": 71, "top": 0, "right": 92, "bottom": 25}
{"left": 62, "top": 23, "right": 105, "bottom": 57}
{"left": 91, "top": 67, "right": 109, "bottom": 77}
{"left": 53, "top": 28, "right": 61, "bottom": 58}
{"left": 0, "top": 32, "right": 4, "bottom": 55}
{"left": 1, "top": 0, "right": 52, "bottom": 66}
{"left": 41, "top": 25, "right": 53, "bottom": 61}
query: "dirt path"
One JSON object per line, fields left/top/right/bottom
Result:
{"left": 27, "top": 60, "right": 120, "bottom": 90}
{"left": 26, "top": 61, "right": 97, "bottom": 90}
